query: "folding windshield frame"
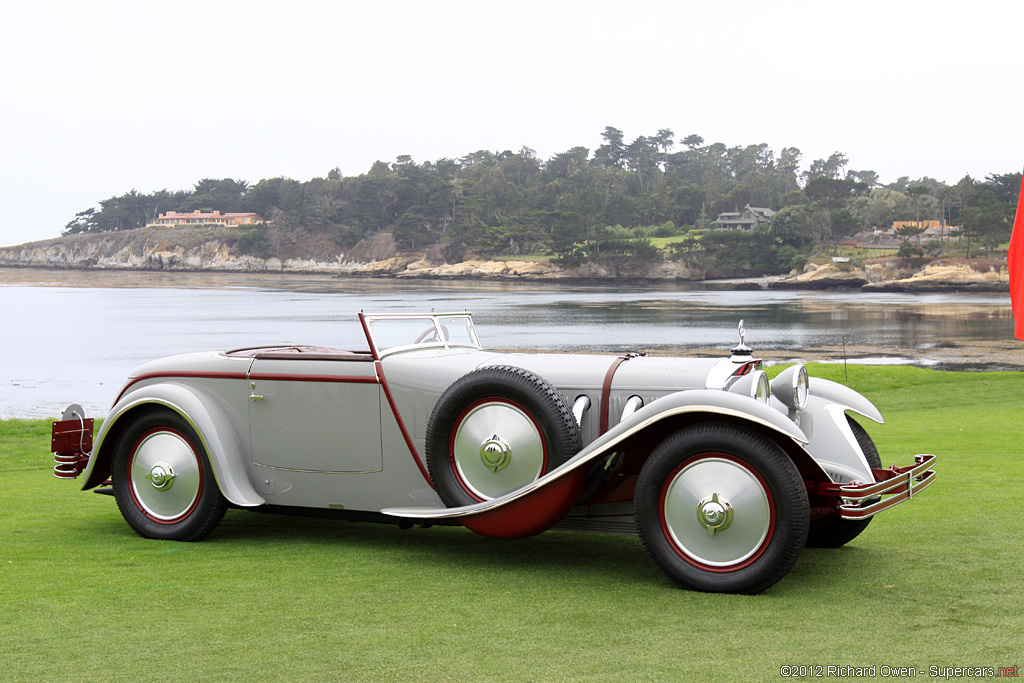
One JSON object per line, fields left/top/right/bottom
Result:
{"left": 359, "top": 311, "right": 482, "bottom": 359}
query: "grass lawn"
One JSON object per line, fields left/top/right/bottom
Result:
{"left": 2, "top": 365, "right": 1021, "bottom": 681}
{"left": 647, "top": 235, "right": 688, "bottom": 249}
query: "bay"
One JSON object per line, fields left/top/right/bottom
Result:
{"left": 0, "top": 268, "right": 1016, "bottom": 419}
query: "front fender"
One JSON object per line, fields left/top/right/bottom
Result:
{"left": 798, "top": 378, "right": 885, "bottom": 484}
{"left": 82, "top": 382, "right": 265, "bottom": 508}
{"left": 810, "top": 377, "right": 884, "bottom": 424}
{"left": 381, "top": 389, "right": 811, "bottom": 535}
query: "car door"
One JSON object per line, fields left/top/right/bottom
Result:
{"left": 248, "top": 356, "right": 383, "bottom": 473}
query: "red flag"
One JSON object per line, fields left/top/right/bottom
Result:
{"left": 1009, "top": 170, "right": 1024, "bottom": 340}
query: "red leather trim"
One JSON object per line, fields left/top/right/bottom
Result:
{"left": 599, "top": 353, "right": 644, "bottom": 435}
{"left": 375, "top": 360, "right": 432, "bottom": 486}
{"left": 115, "top": 372, "right": 249, "bottom": 404}
{"left": 225, "top": 346, "right": 372, "bottom": 361}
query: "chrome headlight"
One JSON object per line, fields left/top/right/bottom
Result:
{"left": 728, "top": 370, "right": 771, "bottom": 404}
{"left": 771, "top": 364, "right": 809, "bottom": 411}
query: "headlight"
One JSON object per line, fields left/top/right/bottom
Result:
{"left": 770, "top": 364, "right": 809, "bottom": 411}
{"left": 727, "top": 370, "right": 771, "bottom": 404}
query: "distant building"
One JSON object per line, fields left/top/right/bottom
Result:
{"left": 714, "top": 205, "right": 774, "bottom": 231}
{"left": 891, "top": 220, "right": 961, "bottom": 241}
{"left": 845, "top": 222, "right": 962, "bottom": 250}
{"left": 892, "top": 219, "right": 943, "bottom": 232}
{"left": 146, "top": 210, "right": 263, "bottom": 228}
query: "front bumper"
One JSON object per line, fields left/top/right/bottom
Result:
{"left": 811, "top": 454, "right": 937, "bottom": 520}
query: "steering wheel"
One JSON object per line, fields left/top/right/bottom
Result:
{"left": 414, "top": 324, "right": 448, "bottom": 344}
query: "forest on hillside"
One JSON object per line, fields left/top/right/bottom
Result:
{"left": 62, "top": 127, "right": 1022, "bottom": 276}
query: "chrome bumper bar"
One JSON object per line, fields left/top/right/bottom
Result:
{"left": 839, "top": 454, "right": 936, "bottom": 520}
{"left": 811, "top": 454, "right": 937, "bottom": 520}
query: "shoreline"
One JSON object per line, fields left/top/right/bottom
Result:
{"left": 0, "top": 262, "right": 1010, "bottom": 293}
{"left": 0, "top": 226, "right": 1011, "bottom": 291}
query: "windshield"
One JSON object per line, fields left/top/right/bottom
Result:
{"left": 362, "top": 312, "right": 481, "bottom": 357}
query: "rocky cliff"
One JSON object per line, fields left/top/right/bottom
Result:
{"left": 0, "top": 227, "right": 708, "bottom": 281}
{"left": 768, "top": 257, "right": 1009, "bottom": 292}
{"left": 0, "top": 228, "right": 1010, "bottom": 290}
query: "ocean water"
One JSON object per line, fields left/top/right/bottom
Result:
{"left": 0, "top": 269, "right": 1014, "bottom": 419}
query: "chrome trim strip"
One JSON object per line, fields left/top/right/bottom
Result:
{"left": 253, "top": 462, "right": 383, "bottom": 475}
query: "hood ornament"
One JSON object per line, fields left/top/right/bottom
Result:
{"left": 730, "top": 319, "right": 753, "bottom": 361}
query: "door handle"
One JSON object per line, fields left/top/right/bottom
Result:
{"left": 250, "top": 382, "right": 264, "bottom": 401}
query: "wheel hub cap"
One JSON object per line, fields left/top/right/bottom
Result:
{"left": 696, "top": 492, "right": 733, "bottom": 536}
{"left": 661, "top": 456, "right": 771, "bottom": 567}
{"left": 145, "top": 461, "right": 176, "bottom": 491}
{"left": 479, "top": 434, "right": 512, "bottom": 472}
{"left": 452, "top": 401, "right": 545, "bottom": 500}
{"left": 130, "top": 430, "right": 202, "bottom": 522}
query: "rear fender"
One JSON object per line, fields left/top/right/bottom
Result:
{"left": 381, "top": 389, "right": 821, "bottom": 535}
{"left": 82, "top": 382, "right": 264, "bottom": 507}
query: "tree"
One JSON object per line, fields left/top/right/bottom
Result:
{"left": 594, "top": 126, "right": 626, "bottom": 168}
{"left": 960, "top": 191, "right": 1012, "bottom": 256}
{"left": 897, "top": 239, "right": 923, "bottom": 258}
{"left": 681, "top": 134, "right": 704, "bottom": 149}
{"left": 654, "top": 128, "right": 675, "bottom": 164}
{"left": 63, "top": 208, "right": 99, "bottom": 235}
{"left": 851, "top": 188, "right": 907, "bottom": 230}
{"left": 803, "top": 152, "right": 849, "bottom": 183}
{"left": 769, "top": 205, "right": 812, "bottom": 246}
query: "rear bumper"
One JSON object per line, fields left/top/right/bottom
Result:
{"left": 812, "top": 454, "right": 937, "bottom": 520}
{"left": 51, "top": 414, "right": 93, "bottom": 479}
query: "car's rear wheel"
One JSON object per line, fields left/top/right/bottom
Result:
{"left": 635, "top": 423, "right": 809, "bottom": 594}
{"left": 426, "top": 365, "right": 582, "bottom": 507}
{"left": 112, "top": 408, "right": 227, "bottom": 541}
{"left": 806, "top": 416, "right": 882, "bottom": 548}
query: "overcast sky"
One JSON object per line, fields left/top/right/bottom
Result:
{"left": 2, "top": 0, "right": 1021, "bottom": 247}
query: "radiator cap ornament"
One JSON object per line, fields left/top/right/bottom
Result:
{"left": 731, "top": 319, "right": 753, "bottom": 361}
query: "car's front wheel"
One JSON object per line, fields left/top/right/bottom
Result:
{"left": 112, "top": 408, "right": 227, "bottom": 541}
{"left": 634, "top": 423, "right": 809, "bottom": 594}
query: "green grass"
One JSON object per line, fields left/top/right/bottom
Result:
{"left": 2, "top": 366, "right": 1022, "bottom": 681}
{"left": 647, "top": 235, "right": 688, "bottom": 249}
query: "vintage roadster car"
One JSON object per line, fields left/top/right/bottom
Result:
{"left": 52, "top": 311, "right": 935, "bottom": 594}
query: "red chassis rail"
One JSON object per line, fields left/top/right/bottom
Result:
{"left": 809, "top": 454, "right": 937, "bottom": 520}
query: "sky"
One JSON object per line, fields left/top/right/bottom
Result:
{"left": 2, "top": 0, "right": 1022, "bottom": 247}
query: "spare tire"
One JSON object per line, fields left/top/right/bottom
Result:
{"left": 426, "top": 365, "right": 583, "bottom": 507}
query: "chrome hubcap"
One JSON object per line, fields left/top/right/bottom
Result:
{"left": 479, "top": 434, "right": 512, "bottom": 472}
{"left": 130, "top": 430, "right": 202, "bottom": 521}
{"left": 452, "top": 401, "right": 545, "bottom": 500}
{"left": 663, "top": 457, "right": 771, "bottom": 567}
{"left": 696, "top": 492, "right": 733, "bottom": 536}
{"left": 145, "top": 461, "right": 176, "bottom": 491}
